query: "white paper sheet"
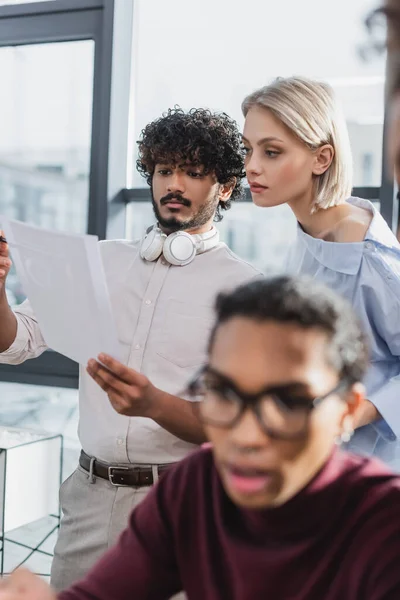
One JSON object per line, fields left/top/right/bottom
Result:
{"left": 0, "top": 217, "right": 121, "bottom": 365}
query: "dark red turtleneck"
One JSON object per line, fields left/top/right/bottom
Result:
{"left": 60, "top": 448, "right": 400, "bottom": 599}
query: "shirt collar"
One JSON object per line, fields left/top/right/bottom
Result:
{"left": 297, "top": 197, "right": 397, "bottom": 275}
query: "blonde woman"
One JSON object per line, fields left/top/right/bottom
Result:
{"left": 242, "top": 76, "right": 400, "bottom": 467}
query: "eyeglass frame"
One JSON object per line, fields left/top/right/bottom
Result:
{"left": 187, "top": 365, "right": 352, "bottom": 440}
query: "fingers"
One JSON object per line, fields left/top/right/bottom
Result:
{"left": 86, "top": 360, "right": 113, "bottom": 393}
{"left": 86, "top": 362, "right": 134, "bottom": 413}
{"left": 87, "top": 360, "right": 133, "bottom": 396}
{"left": 0, "top": 257, "right": 11, "bottom": 279}
{"left": 0, "top": 230, "right": 8, "bottom": 255}
{"left": 0, "top": 230, "right": 11, "bottom": 280}
{"left": 97, "top": 354, "right": 146, "bottom": 386}
{"left": 0, "top": 568, "right": 55, "bottom": 599}
{"left": 97, "top": 354, "right": 132, "bottom": 381}
{"left": 86, "top": 359, "right": 152, "bottom": 416}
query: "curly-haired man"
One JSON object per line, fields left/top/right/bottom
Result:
{"left": 0, "top": 107, "right": 261, "bottom": 591}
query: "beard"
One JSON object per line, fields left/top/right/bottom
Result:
{"left": 151, "top": 189, "right": 219, "bottom": 232}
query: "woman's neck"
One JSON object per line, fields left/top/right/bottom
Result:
{"left": 287, "top": 190, "right": 349, "bottom": 239}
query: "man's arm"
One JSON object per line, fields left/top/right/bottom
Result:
{"left": 353, "top": 399, "right": 381, "bottom": 429}
{"left": 0, "top": 288, "right": 18, "bottom": 353}
{"left": 0, "top": 232, "right": 47, "bottom": 362}
{"left": 0, "top": 234, "right": 18, "bottom": 352}
{"left": 144, "top": 387, "right": 206, "bottom": 444}
{"left": 352, "top": 258, "right": 400, "bottom": 438}
{"left": 87, "top": 354, "right": 206, "bottom": 444}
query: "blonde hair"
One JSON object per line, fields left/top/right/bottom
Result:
{"left": 242, "top": 76, "right": 353, "bottom": 210}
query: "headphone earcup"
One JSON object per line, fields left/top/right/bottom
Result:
{"left": 162, "top": 231, "right": 197, "bottom": 266}
{"left": 140, "top": 228, "right": 166, "bottom": 262}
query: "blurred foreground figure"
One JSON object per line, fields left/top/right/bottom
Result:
{"left": 3, "top": 277, "right": 400, "bottom": 599}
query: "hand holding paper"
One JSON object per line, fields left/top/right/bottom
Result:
{"left": 87, "top": 354, "right": 160, "bottom": 418}
{"left": 0, "top": 230, "right": 11, "bottom": 289}
{"left": 0, "top": 217, "right": 121, "bottom": 365}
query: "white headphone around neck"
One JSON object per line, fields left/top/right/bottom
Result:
{"left": 140, "top": 225, "right": 220, "bottom": 266}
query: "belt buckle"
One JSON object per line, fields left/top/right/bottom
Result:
{"left": 108, "top": 466, "right": 131, "bottom": 487}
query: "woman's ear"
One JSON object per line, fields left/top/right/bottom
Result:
{"left": 313, "top": 145, "right": 334, "bottom": 176}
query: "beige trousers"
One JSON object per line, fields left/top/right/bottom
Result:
{"left": 50, "top": 465, "right": 184, "bottom": 599}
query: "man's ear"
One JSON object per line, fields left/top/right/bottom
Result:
{"left": 218, "top": 178, "right": 236, "bottom": 204}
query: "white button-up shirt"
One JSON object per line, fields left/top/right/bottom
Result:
{"left": 0, "top": 237, "right": 260, "bottom": 464}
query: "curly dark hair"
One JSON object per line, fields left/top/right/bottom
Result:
{"left": 209, "top": 276, "right": 369, "bottom": 385}
{"left": 136, "top": 107, "right": 246, "bottom": 221}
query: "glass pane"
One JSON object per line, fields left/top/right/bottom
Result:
{"left": 0, "top": 41, "right": 94, "bottom": 305}
{"left": 132, "top": 0, "right": 384, "bottom": 189}
{"left": 0, "top": 382, "right": 79, "bottom": 482}
{"left": 129, "top": 0, "right": 385, "bottom": 266}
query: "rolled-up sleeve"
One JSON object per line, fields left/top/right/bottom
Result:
{"left": 0, "top": 300, "right": 48, "bottom": 364}
{"left": 371, "top": 380, "right": 400, "bottom": 439}
{"left": 362, "top": 251, "right": 400, "bottom": 438}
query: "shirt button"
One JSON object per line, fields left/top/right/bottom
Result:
{"left": 116, "top": 437, "right": 124, "bottom": 446}
{"left": 145, "top": 299, "right": 152, "bottom": 305}
{"left": 134, "top": 344, "right": 140, "bottom": 350}
{"left": 365, "top": 242, "right": 373, "bottom": 250}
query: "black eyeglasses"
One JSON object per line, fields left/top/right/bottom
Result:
{"left": 187, "top": 366, "right": 349, "bottom": 440}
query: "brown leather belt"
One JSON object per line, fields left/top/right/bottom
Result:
{"left": 79, "top": 450, "right": 173, "bottom": 487}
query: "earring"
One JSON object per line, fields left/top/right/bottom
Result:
{"left": 341, "top": 429, "right": 354, "bottom": 444}
{"left": 335, "top": 428, "right": 354, "bottom": 445}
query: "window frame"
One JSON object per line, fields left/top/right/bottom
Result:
{"left": 0, "top": 0, "right": 115, "bottom": 388}
{"left": 379, "top": 91, "right": 397, "bottom": 230}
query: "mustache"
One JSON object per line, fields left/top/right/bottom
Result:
{"left": 160, "top": 193, "right": 191, "bottom": 207}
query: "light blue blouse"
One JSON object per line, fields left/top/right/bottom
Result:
{"left": 287, "top": 197, "right": 400, "bottom": 469}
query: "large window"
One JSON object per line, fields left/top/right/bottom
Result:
{"left": 126, "top": 0, "right": 387, "bottom": 273}
{"left": 0, "top": 41, "right": 94, "bottom": 306}
{"left": 0, "top": 0, "right": 392, "bottom": 372}
{"left": 0, "top": 0, "right": 115, "bottom": 388}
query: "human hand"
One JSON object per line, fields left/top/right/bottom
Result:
{"left": 0, "top": 231, "right": 12, "bottom": 295}
{"left": 87, "top": 353, "right": 161, "bottom": 418}
{"left": 0, "top": 568, "right": 56, "bottom": 600}
{"left": 353, "top": 398, "right": 380, "bottom": 429}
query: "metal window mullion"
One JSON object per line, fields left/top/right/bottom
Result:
{"left": 0, "top": 0, "right": 103, "bottom": 19}
{"left": 379, "top": 57, "right": 396, "bottom": 231}
{"left": 86, "top": 0, "right": 114, "bottom": 239}
{"left": 120, "top": 186, "right": 383, "bottom": 204}
{"left": 0, "top": 11, "right": 100, "bottom": 46}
